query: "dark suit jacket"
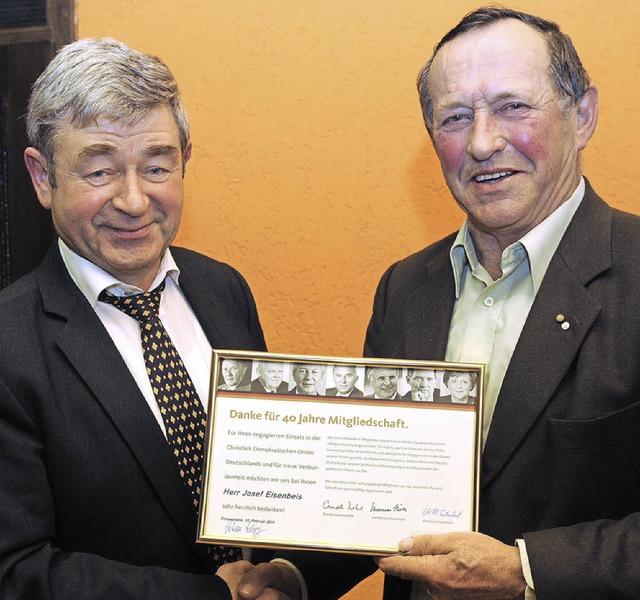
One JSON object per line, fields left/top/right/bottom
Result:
{"left": 248, "top": 379, "right": 289, "bottom": 394}
{"left": 363, "top": 181, "right": 640, "bottom": 599}
{"left": 325, "top": 387, "right": 364, "bottom": 398}
{"left": 0, "top": 244, "right": 268, "bottom": 599}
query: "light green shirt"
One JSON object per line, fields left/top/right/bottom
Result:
{"left": 445, "top": 178, "right": 585, "bottom": 446}
{"left": 410, "top": 180, "right": 586, "bottom": 600}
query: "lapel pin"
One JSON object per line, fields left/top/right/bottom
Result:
{"left": 556, "top": 314, "right": 570, "bottom": 330}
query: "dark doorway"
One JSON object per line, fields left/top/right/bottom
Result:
{"left": 0, "top": 0, "right": 74, "bottom": 289}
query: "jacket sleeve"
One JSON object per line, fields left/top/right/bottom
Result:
{"left": 363, "top": 262, "right": 396, "bottom": 359}
{"left": 524, "top": 515, "right": 640, "bottom": 599}
{"left": 0, "top": 376, "right": 232, "bottom": 600}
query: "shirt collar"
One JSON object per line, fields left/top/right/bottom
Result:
{"left": 450, "top": 222, "right": 478, "bottom": 298}
{"left": 449, "top": 177, "right": 585, "bottom": 297}
{"left": 58, "top": 238, "right": 181, "bottom": 306}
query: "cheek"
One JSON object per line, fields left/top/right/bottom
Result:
{"left": 152, "top": 180, "right": 184, "bottom": 214}
{"left": 507, "top": 121, "right": 554, "bottom": 164}
{"left": 51, "top": 186, "right": 105, "bottom": 227}
{"left": 434, "top": 134, "right": 466, "bottom": 174}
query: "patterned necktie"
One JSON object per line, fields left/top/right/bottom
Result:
{"left": 98, "top": 279, "right": 241, "bottom": 566}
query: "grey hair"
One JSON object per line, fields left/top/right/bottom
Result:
{"left": 417, "top": 7, "right": 591, "bottom": 135}
{"left": 407, "top": 368, "right": 436, "bottom": 378}
{"left": 26, "top": 37, "right": 190, "bottom": 186}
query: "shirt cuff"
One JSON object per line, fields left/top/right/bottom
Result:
{"left": 515, "top": 538, "right": 537, "bottom": 599}
{"left": 269, "top": 558, "right": 308, "bottom": 600}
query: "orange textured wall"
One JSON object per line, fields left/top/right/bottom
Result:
{"left": 77, "top": 0, "right": 640, "bottom": 358}
{"left": 76, "top": 1, "right": 640, "bottom": 597}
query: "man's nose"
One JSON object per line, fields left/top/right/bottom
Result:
{"left": 113, "top": 172, "right": 149, "bottom": 215}
{"left": 467, "top": 112, "right": 506, "bottom": 161}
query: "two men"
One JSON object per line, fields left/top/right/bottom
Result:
{"left": 4, "top": 6, "right": 640, "bottom": 600}
{"left": 364, "top": 6, "right": 640, "bottom": 599}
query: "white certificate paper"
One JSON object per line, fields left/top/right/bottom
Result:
{"left": 198, "top": 352, "right": 482, "bottom": 555}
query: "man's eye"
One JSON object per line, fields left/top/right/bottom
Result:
{"left": 86, "top": 170, "right": 115, "bottom": 186}
{"left": 144, "top": 166, "right": 172, "bottom": 182}
{"left": 441, "top": 113, "right": 472, "bottom": 129}
{"left": 500, "top": 102, "right": 529, "bottom": 114}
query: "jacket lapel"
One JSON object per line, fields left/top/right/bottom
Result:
{"left": 398, "top": 247, "right": 455, "bottom": 361}
{"left": 174, "top": 250, "right": 264, "bottom": 352}
{"left": 37, "top": 247, "right": 214, "bottom": 568}
{"left": 175, "top": 262, "right": 230, "bottom": 349}
{"left": 482, "top": 183, "right": 612, "bottom": 486}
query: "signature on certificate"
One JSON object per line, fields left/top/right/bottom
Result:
{"left": 423, "top": 507, "right": 463, "bottom": 519}
{"left": 323, "top": 500, "right": 365, "bottom": 512}
{"left": 245, "top": 522, "right": 268, "bottom": 538}
{"left": 370, "top": 502, "right": 408, "bottom": 513}
{"left": 224, "top": 521, "right": 241, "bottom": 534}
{"left": 223, "top": 520, "right": 269, "bottom": 538}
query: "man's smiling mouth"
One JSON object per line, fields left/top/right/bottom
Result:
{"left": 474, "top": 171, "right": 514, "bottom": 182}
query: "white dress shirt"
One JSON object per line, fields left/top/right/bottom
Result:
{"left": 59, "top": 240, "right": 307, "bottom": 588}
{"left": 59, "top": 239, "right": 212, "bottom": 435}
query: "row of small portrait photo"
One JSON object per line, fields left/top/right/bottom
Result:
{"left": 216, "top": 358, "right": 478, "bottom": 405}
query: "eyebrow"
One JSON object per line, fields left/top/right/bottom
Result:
{"left": 76, "top": 143, "right": 181, "bottom": 162}
{"left": 439, "top": 90, "right": 525, "bottom": 112}
{"left": 77, "top": 143, "right": 116, "bottom": 161}
{"left": 143, "top": 144, "right": 181, "bottom": 159}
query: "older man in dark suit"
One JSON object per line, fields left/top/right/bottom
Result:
{"left": 286, "top": 363, "right": 326, "bottom": 396}
{"left": 0, "top": 37, "right": 298, "bottom": 600}
{"left": 218, "top": 358, "right": 252, "bottom": 391}
{"left": 243, "top": 7, "right": 640, "bottom": 600}
{"left": 249, "top": 360, "right": 289, "bottom": 394}
{"left": 401, "top": 368, "right": 438, "bottom": 402}
{"left": 325, "top": 365, "right": 364, "bottom": 398}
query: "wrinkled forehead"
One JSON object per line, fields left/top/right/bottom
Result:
{"left": 370, "top": 368, "right": 399, "bottom": 378}
{"left": 449, "top": 372, "right": 472, "bottom": 381}
{"left": 294, "top": 364, "right": 324, "bottom": 373}
{"left": 430, "top": 20, "right": 552, "bottom": 104}
{"left": 259, "top": 362, "right": 283, "bottom": 372}
{"left": 333, "top": 365, "right": 356, "bottom": 375}
{"left": 409, "top": 370, "right": 436, "bottom": 379}
{"left": 51, "top": 104, "right": 185, "bottom": 158}
{"left": 222, "top": 359, "right": 245, "bottom": 370}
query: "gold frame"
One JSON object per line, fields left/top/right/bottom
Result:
{"left": 198, "top": 350, "right": 483, "bottom": 555}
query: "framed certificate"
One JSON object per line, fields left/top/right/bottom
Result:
{"left": 197, "top": 351, "right": 483, "bottom": 555}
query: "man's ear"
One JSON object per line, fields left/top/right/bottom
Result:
{"left": 575, "top": 86, "right": 599, "bottom": 152}
{"left": 24, "top": 147, "right": 53, "bottom": 209}
{"left": 181, "top": 140, "right": 192, "bottom": 177}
